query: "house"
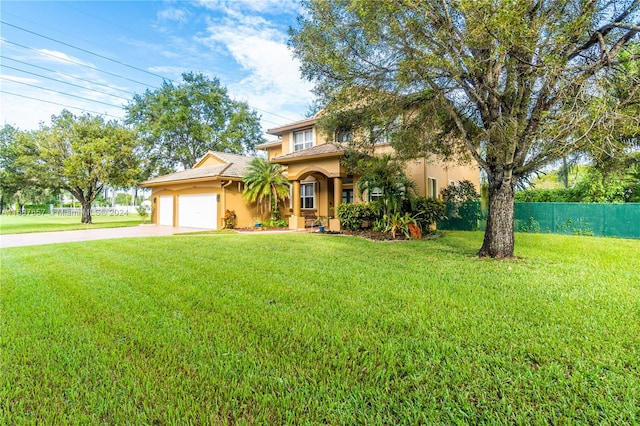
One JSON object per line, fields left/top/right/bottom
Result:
{"left": 141, "top": 151, "right": 257, "bottom": 230}
{"left": 261, "top": 114, "right": 480, "bottom": 230}
{"left": 142, "top": 114, "right": 479, "bottom": 230}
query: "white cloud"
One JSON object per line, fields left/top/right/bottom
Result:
{"left": 195, "top": 0, "right": 301, "bottom": 15}
{"left": 0, "top": 74, "right": 40, "bottom": 85}
{"left": 157, "top": 7, "right": 189, "bottom": 23}
{"left": 197, "top": 12, "right": 314, "bottom": 128}
{"left": 35, "top": 49, "right": 93, "bottom": 67}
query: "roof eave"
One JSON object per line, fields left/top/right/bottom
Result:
{"left": 271, "top": 151, "right": 344, "bottom": 164}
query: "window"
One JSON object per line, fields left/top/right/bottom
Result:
{"left": 428, "top": 178, "right": 438, "bottom": 198}
{"left": 336, "top": 130, "right": 353, "bottom": 143}
{"left": 371, "top": 125, "right": 390, "bottom": 145}
{"left": 369, "top": 187, "right": 383, "bottom": 201}
{"left": 342, "top": 188, "right": 354, "bottom": 204}
{"left": 293, "top": 129, "right": 314, "bottom": 151}
{"left": 300, "top": 183, "right": 315, "bottom": 209}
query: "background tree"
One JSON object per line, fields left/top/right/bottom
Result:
{"left": 31, "top": 110, "right": 140, "bottom": 224}
{"left": 126, "top": 72, "right": 265, "bottom": 174}
{"left": 290, "top": 0, "right": 640, "bottom": 258}
{"left": 0, "top": 125, "right": 43, "bottom": 214}
{"left": 242, "top": 158, "right": 290, "bottom": 220}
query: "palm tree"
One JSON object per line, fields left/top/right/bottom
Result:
{"left": 242, "top": 158, "right": 289, "bottom": 219}
{"left": 357, "top": 154, "right": 415, "bottom": 216}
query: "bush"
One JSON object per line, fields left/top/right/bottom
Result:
{"left": 262, "top": 218, "right": 288, "bottom": 228}
{"left": 223, "top": 210, "right": 237, "bottom": 229}
{"left": 404, "top": 196, "right": 446, "bottom": 233}
{"left": 440, "top": 180, "right": 480, "bottom": 202}
{"left": 337, "top": 203, "right": 376, "bottom": 231}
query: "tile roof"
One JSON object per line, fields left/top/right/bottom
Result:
{"left": 271, "top": 143, "right": 344, "bottom": 162}
{"left": 141, "top": 151, "right": 255, "bottom": 186}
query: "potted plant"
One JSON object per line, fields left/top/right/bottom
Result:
{"left": 316, "top": 216, "right": 329, "bottom": 232}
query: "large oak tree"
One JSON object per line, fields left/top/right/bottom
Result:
{"left": 126, "top": 72, "right": 265, "bottom": 175}
{"left": 290, "top": 0, "right": 640, "bottom": 258}
{"left": 32, "top": 110, "right": 140, "bottom": 224}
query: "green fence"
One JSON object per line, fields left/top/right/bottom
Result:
{"left": 438, "top": 202, "right": 640, "bottom": 239}
{"left": 514, "top": 202, "right": 640, "bottom": 238}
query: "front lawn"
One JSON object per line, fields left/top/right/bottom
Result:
{"left": 0, "top": 213, "right": 142, "bottom": 234}
{"left": 1, "top": 232, "right": 638, "bottom": 424}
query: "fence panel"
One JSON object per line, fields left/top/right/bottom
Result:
{"left": 514, "top": 202, "right": 639, "bottom": 238}
{"left": 438, "top": 202, "right": 640, "bottom": 239}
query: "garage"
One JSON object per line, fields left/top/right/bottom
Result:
{"left": 158, "top": 195, "right": 174, "bottom": 226}
{"left": 178, "top": 194, "right": 218, "bottom": 229}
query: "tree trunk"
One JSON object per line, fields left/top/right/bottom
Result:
{"left": 478, "top": 175, "right": 515, "bottom": 258}
{"left": 81, "top": 202, "right": 92, "bottom": 224}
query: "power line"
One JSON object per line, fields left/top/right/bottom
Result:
{"left": 2, "top": 39, "right": 155, "bottom": 87}
{"left": 1, "top": 19, "right": 299, "bottom": 122}
{"left": 2, "top": 64, "right": 131, "bottom": 102}
{"left": 2, "top": 10, "right": 160, "bottom": 82}
{"left": 2, "top": 20, "right": 170, "bottom": 82}
{"left": 0, "top": 90, "right": 123, "bottom": 119}
{"left": 1, "top": 56, "right": 137, "bottom": 96}
{"left": 4, "top": 79, "right": 126, "bottom": 109}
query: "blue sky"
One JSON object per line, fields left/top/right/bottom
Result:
{"left": 0, "top": 0, "right": 314, "bottom": 137}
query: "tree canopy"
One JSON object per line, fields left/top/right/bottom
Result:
{"left": 28, "top": 110, "right": 140, "bottom": 223}
{"left": 126, "top": 72, "right": 265, "bottom": 174}
{"left": 290, "top": 0, "right": 640, "bottom": 258}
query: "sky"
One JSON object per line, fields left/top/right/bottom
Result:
{"left": 0, "top": 0, "right": 315, "bottom": 138}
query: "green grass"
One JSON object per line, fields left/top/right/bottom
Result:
{"left": 0, "top": 213, "right": 142, "bottom": 234}
{"left": 1, "top": 232, "right": 639, "bottom": 424}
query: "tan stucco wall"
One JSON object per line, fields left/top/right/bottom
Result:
{"left": 405, "top": 157, "right": 480, "bottom": 199}
{"left": 286, "top": 157, "right": 344, "bottom": 180}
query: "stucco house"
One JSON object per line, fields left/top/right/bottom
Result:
{"left": 142, "top": 114, "right": 479, "bottom": 230}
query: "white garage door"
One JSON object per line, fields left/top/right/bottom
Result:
{"left": 178, "top": 194, "right": 218, "bottom": 229}
{"left": 158, "top": 196, "right": 174, "bottom": 226}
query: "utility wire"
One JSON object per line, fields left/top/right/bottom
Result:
{"left": 2, "top": 20, "right": 169, "bottom": 82}
{"left": 2, "top": 64, "right": 132, "bottom": 102}
{"left": 1, "top": 90, "right": 123, "bottom": 119}
{"left": 1, "top": 20, "right": 299, "bottom": 122}
{"left": 1, "top": 17, "right": 302, "bottom": 124}
{"left": 1, "top": 56, "right": 137, "bottom": 95}
{"left": 2, "top": 39, "right": 155, "bottom": 87}
{"left": 4, "top": 79, "right": 125, "bottom": 109}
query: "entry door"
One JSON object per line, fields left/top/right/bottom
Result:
{"left": 178, "top": 194, "right": 218, "bottom": 229}
{"left": 158, "top": 196, "right": 174, "bottom": 226}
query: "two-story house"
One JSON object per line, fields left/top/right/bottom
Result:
{"left": 260, "top": 114, "right": 479, "bottom": 230}
{"left": 141, "top": 114, "right": 479, "bottom": 230}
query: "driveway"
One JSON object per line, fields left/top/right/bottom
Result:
{"left": 0, "top": 225, "right": 209, "bottom": 249}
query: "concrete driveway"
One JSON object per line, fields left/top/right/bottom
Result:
{"left": 0, "top": 225, "right": 209, "bottom": 249}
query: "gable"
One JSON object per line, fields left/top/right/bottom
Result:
{"left": 193, "top": 152, "right": 227, "bottom": 168}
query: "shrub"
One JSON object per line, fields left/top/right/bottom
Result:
{"left": 404, "top": 196, "right": 446, "bottom": 233}
{"left": 440, "top": 180, "right": 480, "bottom": 202}
{"left": 440, "top": 181, "right": 481, "bottom": 231}
{"left": 337, "top": 203, "right": 376, "bottom": 231}
{"left": 383, "top": 212, "right": 417, "bottom": 239}
{"left": 262, "top": 218, "right": 288, "bottom": 228}
{"left": 223, "top": 210, "right": 237, "bottom": 229}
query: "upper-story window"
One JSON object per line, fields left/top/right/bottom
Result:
{"left": 336, "top": 130, "right": 353, "bottom": 143}
{"left": 371, "top": 125, "right": 391, "bottom": 145}
{"left": 293, "top": 129, "right": 314, "bottom": 151}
